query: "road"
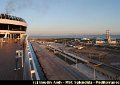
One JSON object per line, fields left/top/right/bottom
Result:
{"left": 31, "top": 42, "right": 89, "bottom": 80}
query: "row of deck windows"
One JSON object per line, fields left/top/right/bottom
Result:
{"left": 0, "top": 24, "right": 26, "bottom": 31}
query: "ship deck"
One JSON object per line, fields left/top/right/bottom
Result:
{"left": 0, "top": 39, "right": 23, "bottom": 80}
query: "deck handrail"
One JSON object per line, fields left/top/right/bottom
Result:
{"left": 25, "top": 40, "right": 46, "bottom": 80}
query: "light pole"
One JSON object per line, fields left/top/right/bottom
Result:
{"left": 93, "top": 63, "right": 102, "bottom": 80}
{"left": 64, "top": 54, "right": 66, "bottom": 62}
{"left": 76, "top": 58, "right": 77, "bottom": 69}
{"left": 93, "top": 66, "right": 96, "bottom": 80}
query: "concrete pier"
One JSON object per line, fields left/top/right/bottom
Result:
{"left": 31, "top": 42, "right": 89, "bottom": 80}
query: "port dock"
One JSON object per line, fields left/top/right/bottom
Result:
{"left": 29, "top": 39, "right": 120, "bottom": 80}
{"left": 31, "top": 41, "right": 89, "bottom": 80}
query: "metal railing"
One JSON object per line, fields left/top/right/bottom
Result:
{"left": 47, "top": 45, "right": 120, "bottom": 80}
{"left": 25, "top": 40, "right": 46, "bottom": 80}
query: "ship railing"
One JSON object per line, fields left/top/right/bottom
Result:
{"left": 26, "top": 40, "right": 40, "bottom": 80}
{"left": 25, "top": 40, "right": 46, "bottom": 80}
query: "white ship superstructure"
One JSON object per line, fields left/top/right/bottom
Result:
{"left": 0, "top": 13, "right": 27, "bottom": 39}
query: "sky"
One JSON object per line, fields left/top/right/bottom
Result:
{"left": 0, "top": 0, "right": 120, "bottom": 36}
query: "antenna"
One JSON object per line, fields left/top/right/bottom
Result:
{"left": 6, "top": 8, "right": 10, "bottom": 15}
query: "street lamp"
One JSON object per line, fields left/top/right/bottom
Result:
{"left": 76, "top": 58, "right": 77, "bottom": 69}
{"left": 93, "top": 67, "right": 96, "bottom": 80}
{"left": 93, "top": 63, "right": 102, "bottom": 80}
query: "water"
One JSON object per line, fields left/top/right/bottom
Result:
{"left": 29, "top": 35, "right": 120, "bottom": 39}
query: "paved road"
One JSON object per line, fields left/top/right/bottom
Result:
{"left": 48, "top": 42, "right": 113, "bottom": 80}
{"left": 32, "top": 42, "right": 89, "bottom": 80}
{"left": 71, "top": 63, "right": 109, "bottom": 80}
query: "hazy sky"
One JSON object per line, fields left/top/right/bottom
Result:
{"left": 0, "top": 0, "right": 120, "bottom": 36}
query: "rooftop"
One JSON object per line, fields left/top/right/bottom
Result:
{"left": 0, "top": 13, "right": 26, "bottom": 23}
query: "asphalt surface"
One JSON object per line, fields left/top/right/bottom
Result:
{"left": 32, "top": 42, "right": 89, "bottom": 80}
